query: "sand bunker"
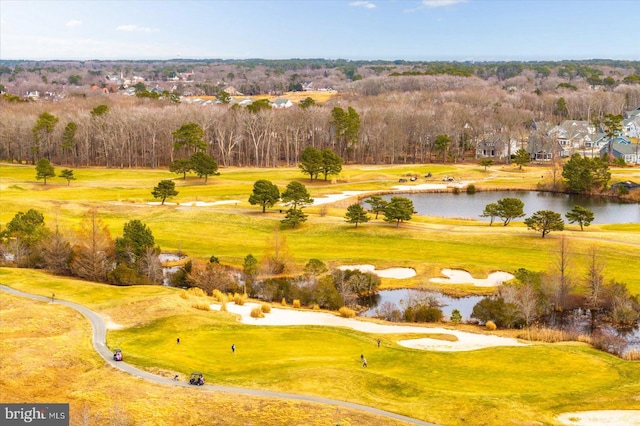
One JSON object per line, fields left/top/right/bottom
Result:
{"left": 311, "top": 191, "right": 372, "bottom": 206}
{"left": 557, "top": 410, "right": 640, "bottom": 425}
{"left": 212, "top": 302, "right": 526, "bottom": 352}
{"left": 429, "top": 269, "right": 514, "bottom": 287}
{"left": 338, "top": 264, "right": 416, "bottom": 279}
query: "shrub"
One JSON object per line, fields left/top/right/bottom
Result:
{"left": 312, "top": 304, "right": 320, "bottom": 311}
{"left": 450, "top": 309, "right": 462, "bottom": 324}
{"left": 212, "top": 289, "right": 225, "bottom": 302}
{"left": 192, "top": 302, "right": 211, "bottom": 311}
{"left": 613, "top": 157, "right": 626, "bottom": 167}
{"left": 234, "top": 293, "right": 246, "bottom": 305}
{"left": 293, "top": 299, "right": 301, "bottom": 308}
{"left": 485, "top": 320, "right": 497, "bottom": 330}
{"left": 466, "top": 184, "right": 476, "bottom": 194}
{"left": 250, "top": 307, "right": 264, "bottom": 318}
{"left": 452, "top": 187, "right": 461, "bottom": 195}
{"left": 179, "top": 290, "right": 189, "bottom": 299}
{"left": 618, "top": 185, "right": 629, "bottom": 196}
{"left": 623, "top": 349, "right": 640, "bottom": 361}
{"left": 220, "top": 302, "right": 227, "bottom": 312}
{"left": 281, "top": 298, "right": 287, "bottom": 306}
{"left": 339, "top": 306, "right": 356, "bottom": 318}
{"left": 403, "top": 305, "right": 443, "bottom": 323}
{"left": 261, "top": 303, "right": 271, "bottom": 313}
{"left": 188, "top": 287, "right": 206, "bottom": 297}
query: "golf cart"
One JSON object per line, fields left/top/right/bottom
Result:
{"left": 113, "top": 349, "right": 123, "bottom": 361}
{"left": 189, "top": 372, "right": 205, "bottom": 386}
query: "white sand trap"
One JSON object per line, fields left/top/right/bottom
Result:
{"left": 211, "top": 302, "right": 526, "bottom": 352}
{"left": 338, "top": 264, "right": 416, "bottom": 279}
{"left": 311, "top": 191, "right": 372, "bottom": 206}
{"left": 557, "top": 410, "right": 640, "bottom": 425}
{"left": 429, "top": 269, "right": 514, "bottom": 287}
{"left": 148, "top": 200, "right": 240, "bottom": 207}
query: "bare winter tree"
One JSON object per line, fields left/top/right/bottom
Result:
{"left": 71, "top": 208, "right": 115, "bottom": 282}
{"left": 585, "top": 245, "right": 606, "bottom": 329}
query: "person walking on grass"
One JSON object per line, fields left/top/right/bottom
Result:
{"left": 377, "top": 338, "right": 381, "bottom": 348}
{"left": 361, "top": 354, "right": 367, "bottom": 368}
{"left": 231, "top": 344, "right": 235, "bottom": 354}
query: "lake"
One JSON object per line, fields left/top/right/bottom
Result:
{"left": 374, "top": 191, "right": 639, "bottom": 224}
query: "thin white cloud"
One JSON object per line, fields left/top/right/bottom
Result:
{"left": 116, "top": 24, "right": 159, "bottom": 33}
{"left": 422, "top": 0, "right": 467, "bottom": 7}
{"left": 66, "top": 19, "right": 82, "bottom": 27}
{"left": 350, "top": 1, "right": 376, "bottom": 9}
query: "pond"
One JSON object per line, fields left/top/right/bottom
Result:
{"left": 359, "top": 288, "right": 483, "bottom": 321}
{"left": 359, "top": 289, "right": 639, "bottom": 356}
{"left": 373, "top": 191, "right": 639, "bottom": 224}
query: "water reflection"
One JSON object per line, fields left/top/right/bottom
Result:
{"left": 370, "top": 191, "right": 639, "bottom": 224}
{"left": 359, "top": 288, "right": 483, "bottom": 321}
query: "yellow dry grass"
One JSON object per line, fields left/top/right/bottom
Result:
{"left": 0, "top": 293, "right": 410, "bottom": 426}
{"left": 186, "top": 90, "right": 339, "bottom": 104}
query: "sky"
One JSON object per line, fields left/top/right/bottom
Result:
{"left": 0, "top": 0, "right": 638, "bottom": 62}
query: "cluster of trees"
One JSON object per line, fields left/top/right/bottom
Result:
{"left": 3, "top": 67, "right": 639, "bottom": 170}
{"left": 169, "top": 254, "right": 381, "bottom": 311}
{"left": 0, "top": 208, "right": 162, "bottom": 286}
{"left": 298, "top": 146, "right": 343, "bottom": 182}
{"left": 2, "top": 59, "right": 639, "bottom": 99}
{"left": 248, "top": 179, "right": 313, "bottom": 228}
{"left": 481, "top": 197, "right": 595, "bottom": 237}
{"left": 562, "top": 153, "right": 611, "bottom": 194}
{"left": 470, "top": 239, "right": 640, "bottom": 335}
{"left": 342, "top": 196, "right": 416, "bottom": 228}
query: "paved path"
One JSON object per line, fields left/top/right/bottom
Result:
{"left": 1, "top": 285, "right": 437, "bottom": 426}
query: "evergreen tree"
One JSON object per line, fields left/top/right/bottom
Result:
{"left": 344, "top": 203, "right": 370, "bottom": 228}
{"left": 35, "top": 158, "right": 55, "bottom": 185}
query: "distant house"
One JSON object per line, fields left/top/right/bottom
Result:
{"left": 272, "top": 98, "right": 293, "bottom": 109}
{"left": 224, "top": 86, "right": 243, "bottom": 96}
{"left": 623, "top": 116, "right": 640, "bottom": 139}
{"left": 548, "top": 120, "right": 596, "bottom": 151}
{"left": 527, "top": 134, "right": 568, "bottom": 161}
{"left": 601, "top": 140, "right": 639, "bottom": 164}
{"left": 476, "top": 134, "right": 502, "bottom": 158}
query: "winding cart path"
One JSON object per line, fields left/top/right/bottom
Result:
{"left": 1, "top": 285, "right": 437, "bottom": 426}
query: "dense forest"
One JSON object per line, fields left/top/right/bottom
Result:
{"left": 1, "top": 59, "right": 639, "bottom": 168}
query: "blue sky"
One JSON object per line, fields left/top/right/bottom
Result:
{"left": 1, "top": 0, "right": 638, "bottom": 61}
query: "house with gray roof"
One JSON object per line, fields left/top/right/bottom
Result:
{"left": 526, "top": 133, "right": 569, "bottom": 161}
{"left": 600, "top": 140, "right": 640, "bottom": 164}
{"left": 475, "top": 134, "right": 517, "bottom": 160}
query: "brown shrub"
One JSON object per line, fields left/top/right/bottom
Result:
{"left": 339, "top": 307, "right": 356, "bottom": 318}
{"left": 192, "top": 302, "right": 210, "bottom": 311}
{"left": 250, "top": 307, "right": 264, "bottom": 318}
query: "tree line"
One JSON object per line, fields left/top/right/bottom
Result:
{"left": 2, "top": 75, "right": 638, "bottom": 169}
